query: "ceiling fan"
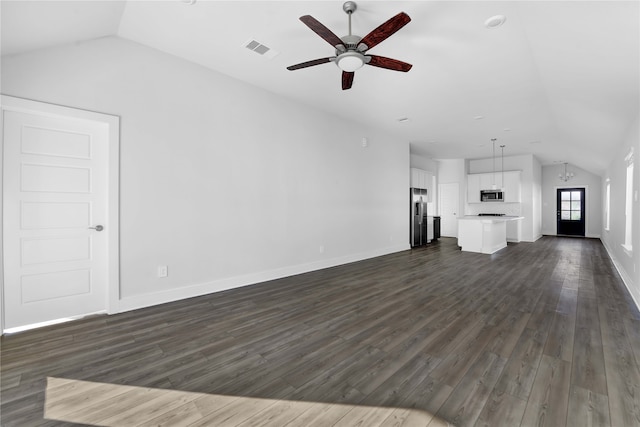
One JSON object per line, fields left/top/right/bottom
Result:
{"left": 287, "top": 1, "right": 412, "bottom": 90}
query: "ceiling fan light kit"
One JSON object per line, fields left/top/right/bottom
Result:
{"left": 287, "top": 1, "right": 412, "bottom": 90}
{"left": 336, "top": 51, "right": 366, "bottom": 72}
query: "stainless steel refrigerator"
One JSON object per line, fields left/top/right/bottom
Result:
{"left": 411, "top": 188, "right": 429, "bottom": 247}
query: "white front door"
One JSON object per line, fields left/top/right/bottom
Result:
{"left": 439, "top": 183, "right": 459, "bottom": 237}
{"left": 2, "top": 96, "right": 119, "bottom": 331}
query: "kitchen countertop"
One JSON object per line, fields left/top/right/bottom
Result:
{"left": 458, "top": 215, "right": 524, "bottom": 222}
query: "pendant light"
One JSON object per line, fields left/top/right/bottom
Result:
{"left": 559, "top": 162, "right": 574, "bottom": 182}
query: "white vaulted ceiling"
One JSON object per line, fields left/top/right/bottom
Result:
{"left": 2, "top": 1, "right": 638, "bottom": 176}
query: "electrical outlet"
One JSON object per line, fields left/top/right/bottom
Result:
{"left": 157, "top": 265, "right": 168, "bottom": 278}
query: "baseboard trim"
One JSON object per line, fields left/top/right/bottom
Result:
{"left": 518, "top": 234, "right": 543, "bottom": 243}
{"left": 3, "top": 311, "right": 107, "bottom": 335}
{"left": 116, "top": 244, "right": 410, "bottom": 314}
{"left": 601, "top": 238, "right": 640, "bottom": 312}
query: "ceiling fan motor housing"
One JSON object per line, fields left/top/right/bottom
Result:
{"left": 336, "top": 34, "right": 363, "bottom": 53}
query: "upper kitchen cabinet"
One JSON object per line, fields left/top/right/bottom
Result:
{"left": 467, "top": 173, "right": 497, "bottom": 202}
{"left": 411, "top": 168, "right": 433, "bottom": 202}
{"left": 467, "top": 171, "right": 521, "bottom": 203}
{"left": 480, "top": 173, "right": 496, "bottom": 190}
{"left": 503, "top": 171, "right": 521, "bottom": 202}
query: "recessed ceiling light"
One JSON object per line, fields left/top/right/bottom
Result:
{"left": 180, "top": 0, "right": 196, "bottom": 4}
{"left": 503, "top": 127, "right": 511, "bottom": 132}
{"left": 397, "top": 117, "right": 410, "bottom": 123}
{"left": 485, "top": 15, "right": 507, "bottom": 29}
{"left": 474, "top": 115, "right": 484, "bottom": 120}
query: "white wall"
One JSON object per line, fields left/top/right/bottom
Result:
{"left": 410, "top": 154, "right": 437, "bottom": 173}
{"left": 601, "top": 116, "right": 640, "bottom": 308}
{"left": 468, "top": 154, "right": 542, "bottom": 242}
{"left": 541, "top": 163, "right": 603, "bottom": 238}
{"left": 436, "top": 159, "right": 466, "bottom": 236}
{"left": 436, "top": 159, "right": 467, "bottom": 209}
{"left": 1, "top": 37, "right": 410, "bottom": 311}
{"left": 532, "top": 156, "right": 542, "bottom": 239}
{"left": 438, "top": 159, "right": 466, "bottom": 187}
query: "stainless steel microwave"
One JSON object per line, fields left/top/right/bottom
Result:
{"left": 480, "top": 190, "right": 504, "bottom": 202}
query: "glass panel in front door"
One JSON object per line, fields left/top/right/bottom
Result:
{"left": 560, "top": 190, "right": 581, "bottom": 221}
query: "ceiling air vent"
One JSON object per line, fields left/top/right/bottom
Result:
{"left": 243, "top": 39, "right": 279, "bottom": 60}
{"left": 245, "top": 40, "right": 270, "bottom": 55}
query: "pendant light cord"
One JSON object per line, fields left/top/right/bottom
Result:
{"left": 500, "top": 145, "right": 505, "bottom": 189}
{"left": 491, "top": 138, "right": 497, "bottom": 186}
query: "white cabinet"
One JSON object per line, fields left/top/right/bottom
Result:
{"left": 503, "top": 171, "right": 521, "bottom": 202}
{"left": 479, "top": 173, "right": 497, "bottom": 190}
{"left": 467, "top": 170, "right": 521, "bottom": 203}
{"left": 467, "top": 173, "right": 496, "bottom": 202}
{"left": 426, "top": 216, "right": 434, "bottom": 242}
{"left": 506, "top": 219, "right": 521, "bottom": 242}
{"left": 411, "top": 168, "right": 433, "bottom": 202}
{"left": 410, "top": 168, "right": 425, "bottom": 188}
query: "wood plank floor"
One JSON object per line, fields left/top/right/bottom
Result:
{"left": 2, "top": 236, "right": 640, "bottom": 426}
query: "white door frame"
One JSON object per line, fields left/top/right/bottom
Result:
{"left": 554, "top": 184, "right": 590, "bottom": 237}
{"left": 1, "top": 95, "right": 120, "bottom": 332}
{"left": 438, "top": 182, "right": 459, "bottom": 237}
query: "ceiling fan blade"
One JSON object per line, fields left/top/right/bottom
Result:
{"left": 358, "top": 12, "right": 411, "bottom": 51}
{"left": 287, "top": 57, "right": 334, "bottom": 71}
{"left": 300, "top": 15, "right": 346, "bottom": 49}
{"left": 342, "top": 71, "right": 354, "bottom": 90}
{"left": 367, "top": 55, "right": 412, "bottom": 72}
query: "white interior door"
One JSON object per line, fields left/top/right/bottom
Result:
{"left": 2, "top": 97, "right": 119, "bottom": 331}
{"left": 439, "top": 183, "right": 459, "bottom": 237}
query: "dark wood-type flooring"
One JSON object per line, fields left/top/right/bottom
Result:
{"left": 2, "top": 236, "right": 640, "bottom": 426}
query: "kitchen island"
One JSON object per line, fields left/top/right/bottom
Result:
{"left": 457, "top": 216, "right": 524, "bottom": 254}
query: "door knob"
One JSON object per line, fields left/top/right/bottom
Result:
{"left": 89, "top": 225, "right": 104, "bottom": 231}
